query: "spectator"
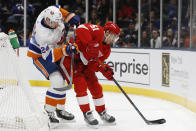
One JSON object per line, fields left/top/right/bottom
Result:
{"left": 70, "top": 0, "right": 84, "bottom": 11}
{"left": 151, "top": 0, "right": 160, "bottom": 13}
{"left": 141, "top": 0, "right": 149, "bottom": 15}
{"left": 150, "top": 29, "right": 161, "bottom": 48}
{"left": 149, "top": 10, "right": 160, "bottom": 29}
{"left": 0, "top": 0, "right": 11, "bottom": 13}
{"left": 27, "top": 3, "right": 35, "bottom": 16}
{"left": 68, "top": 0, "right": 85, "bottom": 24}
{"left": 117, "top": 0, "right": 136, "bottom": 21}
{"left": 6, "top": 2, "right": 34, "bottom": 33}
{"left": 184, "top": 36, "right": 190, "bottom": 48}
{"left": 89, "top": 9, "right": 102, "bottom": 25}
{"left": 165, "top": 0, "right": 178, "bottom": 19}
{"left": 167, "top": 17, "right": 178, "bottom": 33}
{"left": 144, "top": 21, "right": 155, "bottom": 37}
{"left": 7, "top": 3, "right": 24, "bottom": 28}
{"left": 150, "top": 10, "right": 156, "bottom": 22}
{"left": 162, "top": 28, "right": 177, "bottom": 47}
{"left": 172, "top": 27, "right": 188, "bottom": 48}
{"left": 105, "top": 7, "right": 113, "bottom": 22}
{"left": 180, "top": 26, "right": 189, "bottom": 48}
{"left": 115, "top": 28, "right": 127, "bottom": 47}
{"left": 97, "top": 0, "right": 110, "bottom": 25}
{"left": 75, "top": 6, "right": 85, "bottom": 24}
{"left": 141, "top": 0, "right": 159, "bottom": 20}
{"left": 184, "top": 25, "right": 190, "bottom": 48}
{"left": 141, "top": 30, "right": 150, "bottom": 48}
{"left": 12, "top": 3, "right": 24, "bottom": 14}
{"left": 135, "top": 13, "right": 147, "bottom": 31}
{"left": 124, "top": 19, "right": 138, "bottom": 47}
{"left": 91, "top": 0, "right": 102, "bottom": 9}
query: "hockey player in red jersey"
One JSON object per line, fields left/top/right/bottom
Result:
{"left": 59, "top": 22, "right": 120, "bottom": 128}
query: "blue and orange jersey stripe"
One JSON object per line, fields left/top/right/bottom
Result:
{"left": 27, "top": 50, "right": 42, "bottom": 58}
{"left": 52, "top": 48, "right": 64, "bottom": 62}
{"left": 27, "top": 36, "right": 42, "bottom": 58}
{"left": 33, "top": 59, "right": 49, "bottom": 78}
{"left": 27, "top": 35, "right": 65, "bottom": 63}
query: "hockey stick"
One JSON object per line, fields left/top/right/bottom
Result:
{"left": 97, "top": 61, "right": 165, "bottom": 124}
{"left": 113, "top": 78, "right": 166, "bottom": 125}
{"left": 66, "top": 25, "right": 76, "bottom": 89}
{"left": 59, "top": 22, "right": 74, "bottom": 90}
{"left": 64, "top": 23, "right": 70, "bottom": 40}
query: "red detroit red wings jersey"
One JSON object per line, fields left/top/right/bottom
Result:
{"left": 75, "top": 23, "right": 111, "bottom": 64}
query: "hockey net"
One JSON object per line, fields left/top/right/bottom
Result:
{"left": 0, "top": 32, "right": 49, "bottom": 131}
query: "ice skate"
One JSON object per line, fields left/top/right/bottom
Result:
{"left": 98, "top": 110, "right": 116, "bottom": 125}
{"left": 56, "top": 109, "right": 75, "bottom": 123}
{"left": 83, "top": 111, "right": 99, "bottom": 129}
{"left": 46, "top": 111, "right": 59, "bottom": 129}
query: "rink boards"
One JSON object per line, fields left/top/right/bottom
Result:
{"left": 19, "top": 48, "right": 196, "bottom": 113}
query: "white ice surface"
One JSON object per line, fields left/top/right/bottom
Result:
{"left": 32, "top": 87, "right": 196, "bottom": 131}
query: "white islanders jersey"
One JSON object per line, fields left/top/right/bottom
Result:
{"left": 27, "top": 6, "right": 65, "bottom": 62}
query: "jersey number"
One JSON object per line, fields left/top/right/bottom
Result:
{"left": 90, "top": 25, "right": 99, "bottom": 31}
{"left": 41, "top": 46, "right": 49, "bottom": 53}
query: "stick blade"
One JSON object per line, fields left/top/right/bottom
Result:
{"left": 146, "top": 119, "right": 166, "bottom": 125}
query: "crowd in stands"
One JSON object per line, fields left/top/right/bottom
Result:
{"left": 115, "top": 0, "right": 191, "bottom": 48}
{"left": 0, "top": 0, "right": 193, "bottom": 49}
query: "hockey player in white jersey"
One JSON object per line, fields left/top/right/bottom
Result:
{"left": 27, "top": 5, "right": 80, "bottom": 128}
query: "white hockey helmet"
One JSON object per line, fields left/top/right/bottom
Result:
{"left": 44, "top": 6, "right": 63, "bottom": 24}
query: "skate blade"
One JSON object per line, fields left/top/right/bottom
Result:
{"left": 85, "top": 123, "right": 99, "bottom": 129}
{"left": 59, "top": 118, "right": 76, "bottom": 123}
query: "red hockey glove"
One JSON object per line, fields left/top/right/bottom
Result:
{"left": 99, "top": 64, "right": 114, "bottom": 80}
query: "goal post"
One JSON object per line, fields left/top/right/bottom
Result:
{"left": 0, "top": 32, "right": 49, "bottom": 131}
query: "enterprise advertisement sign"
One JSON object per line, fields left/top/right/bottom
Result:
{"left": 104, "top": 51, "right": 150, "bottom": 85}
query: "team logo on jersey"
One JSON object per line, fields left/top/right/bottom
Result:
{"left": 50, "top": 11, "right": 54, "bottom": 15}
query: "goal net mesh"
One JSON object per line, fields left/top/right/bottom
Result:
{"left": 0, "top": 32, "right": 48, "bottom": 131}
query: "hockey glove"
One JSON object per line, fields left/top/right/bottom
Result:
{"left": 66, "top": 13, "right": 80, "bottom": 27}
{"left": 99, "top": 64, "right": 114, "bottom": 80}
{"left": 57, "top": 5, "right": 80, "bottom": 26}
{"left": 72, "top": 43, "right": 79, "bottom": 54}
{"left": 62, "top": 43, "right": 79, "bottom": 56}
